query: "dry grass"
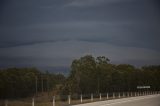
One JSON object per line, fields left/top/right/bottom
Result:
{"left": 0, "top": 95, "right": 129, "bottom": 106}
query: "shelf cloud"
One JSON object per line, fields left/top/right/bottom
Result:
{"left": 0, "top": 0, "right": 160, "bottom": 70}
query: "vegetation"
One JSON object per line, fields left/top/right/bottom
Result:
{"left": 0, "top": 55, "right": 160, "bottom": 99}
{"left": 0, "top": 68, "right": 65, "bottom": 99}
{"left": 63, "top": 55, "right": 160, "bottom": 95}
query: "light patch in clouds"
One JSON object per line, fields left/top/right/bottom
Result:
{"left": 66, "top": 0, "right": 133, "bottom": 7}
{"left": 0, "top": 20, "right": 134, "bottom": 46}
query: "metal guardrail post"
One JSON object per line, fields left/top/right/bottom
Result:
{"left": 113, "top": 93, "right": 115, "bottom": 99}
{"left": 53, "top": 96, "right": 55, "bottom": 106}
{"left": 106, "top": 93, "right": 108, "bottom": 99}
{"left": 32, "top": 98, "right": 34, "bottom": 106}
{"left": 68, "top": 95, "right": 71, "bottom": 105}
{"left": 91, "top": 93, "right": 93, "bottom": 101}
{"left": 80, "top": 94, "right": 83, "bottom": 103}
{"left": 127, "top": 92, "right": 129, "bottom": 97}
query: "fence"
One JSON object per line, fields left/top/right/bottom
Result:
{"left": 0, "top": 91, "right": 160, "bottom": 106}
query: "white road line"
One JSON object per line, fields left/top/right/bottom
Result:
{"left": 98, "top": 95, "right": 159, "bottom": 106}
{"left": 73, "top": 94, "right": 160, "bottom": 106}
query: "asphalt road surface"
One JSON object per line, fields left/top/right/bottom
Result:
{"left": 72, "top": 94, "right": 160, "bottom": 106}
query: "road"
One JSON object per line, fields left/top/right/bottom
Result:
{"left": 72, "top": 94, "right": 160, "bottom": 106}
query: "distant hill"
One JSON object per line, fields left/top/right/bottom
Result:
{"left": 38, "top": 66, "right": 70, "bottom": 76}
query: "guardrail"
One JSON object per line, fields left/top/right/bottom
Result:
{"left": 1, "top": 91, "right": 160, "bottom": 106}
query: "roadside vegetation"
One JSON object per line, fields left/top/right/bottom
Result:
{"left": 0, "top": 55, "right": 160, "bottom": 100}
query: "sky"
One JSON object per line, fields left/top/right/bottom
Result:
{"left": 0, "top": 0, "right": 160, "bottom": 72}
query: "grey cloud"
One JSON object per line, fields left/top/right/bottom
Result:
{"left": 0, "top": 20, "right": 159, "bottom": 51}
{"left": 0, "top": 0, "right": 160, "bottom": 69}
{"left": 0, "top": 39, "right": 69, "bottom": 48}
{"left": 0, "top": 56, "right": 71, "bottom": 69}
{"left": 0, "top": 40, "right": 160, "bottom": 68}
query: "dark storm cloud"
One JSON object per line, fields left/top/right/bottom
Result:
{"left": 0, "top": 0, "right": 160, "bottom": 69}
{"left": 1, "top": 0, "right": 159, "bottom": 49}
{"left": 0, "top": 39, "right": 69, "bottom": 48}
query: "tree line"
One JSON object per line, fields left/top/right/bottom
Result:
{"left": 0, "top": 68, "right": 65, "bottom": 99}
{"left": 0, "top": 55, "right": 160, "bottom": 99}
{"left": 62, "top": 55, "right": 160, "bottom": 95}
